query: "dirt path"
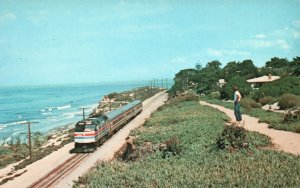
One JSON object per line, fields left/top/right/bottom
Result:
{"left": 200, "top": 101, "right": 300, "bottom": 155}
{"left": 1, "top": 92, "right": 168, "bottom": 188}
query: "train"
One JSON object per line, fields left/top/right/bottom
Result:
{"left": 71, "top": 100, "right": 143, "bottom": 153}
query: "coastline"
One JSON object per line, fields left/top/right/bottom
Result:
{"left": 0, "top": 86, "right": 163, "bottom": 175}
{"left": 0, "top": 81, "right": 163, "bottom": 142}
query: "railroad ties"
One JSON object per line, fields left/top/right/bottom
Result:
{"left": 29, "top": 154, "right": 88, "bottom": 188}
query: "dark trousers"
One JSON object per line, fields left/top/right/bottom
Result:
{"left": 234, "top": 103, "right": 242, "bottom": 121}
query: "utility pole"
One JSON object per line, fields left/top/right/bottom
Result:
{"left": 165, "top": 78, "right": 168, "bottom": 90}
{"left": 148, "top": 82, "right": 151, "bottom": 96}
{"left": 161, "top": 79, "right": 164, "bottom": 89}
{"left": 19, "top": 121, "right": 38, "bottom": 160}
{"left": 80, "top": 107, "right": 87, "bottom": 120}
{"left": 109, "top": 99, "right": 112, "bottom": 111}
{"left": 187, "top": 77, "right": 189, "bottom": 89}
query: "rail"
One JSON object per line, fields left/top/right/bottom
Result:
{"left": 28, "top": 154, "right": 88, "bottom": 188}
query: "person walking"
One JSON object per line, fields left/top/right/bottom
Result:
{"left": 233, "top": 85, "right": 242, "bottom": 125}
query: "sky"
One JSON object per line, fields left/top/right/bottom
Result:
{"left": 0, "top": 0, "right": 299, "bottom": 86}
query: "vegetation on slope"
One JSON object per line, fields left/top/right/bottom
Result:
{"left": 74, "top": 96, "right": 300, "bottom": 187}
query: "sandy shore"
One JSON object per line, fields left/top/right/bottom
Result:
{"left": 1, "top": 91, "right": 168, "bottom": 188}
{"left": 200, "top": 101, "right": 300, "bottom": 155}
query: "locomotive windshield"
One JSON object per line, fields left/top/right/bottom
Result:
{"left": 84, "top": 124, "right": 96, "bottom": 131}
{"left": 75, "top": 122, "right": 85, "bottom": 132}
{"left": 75, "top": 117, "right": 106, "bottom": 132}
{"left": 75, "top": 121, "right": 96, "bottom": 132}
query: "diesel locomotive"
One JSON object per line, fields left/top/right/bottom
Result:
{"left": 71, "top": 100, "right": 142, "bottom": 153}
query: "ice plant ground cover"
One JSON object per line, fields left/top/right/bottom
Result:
{"left": 74, "top": 98, "right": 300, "bottom": 187}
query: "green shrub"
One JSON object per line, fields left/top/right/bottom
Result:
{"left": 182, "top": 93, "right": 200, "bottom": 101}
{"left": 224, "top": 76, "right": 252, "bottom": 99}
{"left": 256, "top": 76, "right": 300, "bottom": 98}
{"left": 208, "top": 91, "right": 221, "bottom": 99}
{"left": 107, "top": 92, "right": 119, "bottom": 99}
{"left": 216, "top": 125, "right": 248, "bottom": 150}
{"left": 240, "top": 98, "right": 262, "bottom": 111}
{"left": 162, "top": 136, "right": 182, "bottom": 159}
{"left": 278, "top": 93, "right": 300, "bottom": 110}
{"left": 160, "top": 93, "right": 199, "bottom": 111}
{"left": 283, "top": 110, "right": 300, "bottom": 123}
{"left": 259, "top": 96, "right": 275, "bottom": 106}
{"left": 295, "top": 126, "right": 300, "bottom": 133}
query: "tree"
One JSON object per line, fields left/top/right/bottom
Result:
{"left": 290, "top": 56, "right": 300, "bottom": 67}
{"left": 169, "top": 69, "right": 198, "bottom": 94}
{"left": 223, "top": 61, "right": 239, "bottom": 80}
{"left": 290, "top": 57, "right": 300, "bottom": 76}
{"left": 265, "top": 57, "right": 289, "bottom": 68}
{"left": 239, "top": 59, "right": 258, "bottom": 79}
{"left": 254, "top": 76, "right": 300, "bottom": 98}
{"left": 205, "top": 60, "right": 222, "bottom": 72}
{"left": 292, "top": 66, "right": 300, "bottom": 76}
{"left": 224, "top": 76, "right": 252, "bottom": 99}
{"left": 195, "top": 63, "right": 202, "bottom": 70}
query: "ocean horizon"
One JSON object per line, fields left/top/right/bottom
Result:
{"left": 0, "top": 80, "right": 172, "bottom": 142}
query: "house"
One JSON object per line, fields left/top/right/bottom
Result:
{"left": 218, "top": 79, "right": 226, "bottom": 87}
{"left": 247, "top": 74, "right": 280, "bottom": 88}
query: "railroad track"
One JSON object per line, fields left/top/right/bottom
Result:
{"left": 143, "top": 91, "right": 166, "bottom": 110}
{"left": 29, "top": 154, "right": 88, "bottom": 188}
{"left": 28, "top": 92, "right": 166, "bottom": 188}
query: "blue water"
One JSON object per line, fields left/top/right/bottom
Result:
{"left": 0, "top": 81, "right": 161, "bottom": 142}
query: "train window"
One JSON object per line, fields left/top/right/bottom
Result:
{"left": 75, "top": 123, "right": 85, "bottom": 132}
{"left": 85, "top": 124, "right": 96, "bottom": 131}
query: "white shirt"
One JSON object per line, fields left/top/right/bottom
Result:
{"left": 234, "top": 91, "right": 241, "bottom": 102}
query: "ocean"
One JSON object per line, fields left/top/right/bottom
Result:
{"left": 0, "top": 81, "right": 166, "bottom": 142}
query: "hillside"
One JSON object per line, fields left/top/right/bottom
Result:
{"left": 74, "top": 95, "right": 300, "bottom": 187}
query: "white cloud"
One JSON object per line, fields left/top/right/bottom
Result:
{"left": 275, "top": 39, "right": 291, "bottom": 49}
{"left": 239, "top": 20, "right": 300, "bottom": 51}
{"left": 273, "top": 27, "right": 300, "bottom": 40}
{"left": 246, "top": 40, "right": 272, "bottom": 48}
{"left": 293, "top": 31, "right": 300, "bottom": 39}
{"left": 207, "top": 48, "right": 223, "bottom": 56}
{"left": 255, "top": 34, "right": 267, "bottom": 39}
{"left": 207, "top": 48, "right": 250, "bottom": 57}
{"left": 0, "top": 12, "right": 16, "bottom": 24}
{"left": 293, "top": 20, "right": 300, "bottom": 28}
{"left": 243, "top": 38, "right": 292, "bottom": 50}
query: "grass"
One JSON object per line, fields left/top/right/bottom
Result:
{"left": 202, "top": 97, "right": 300, "bottom": 133}
{"left": 74, "top": 99, "right": 300, "bottom": 187}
